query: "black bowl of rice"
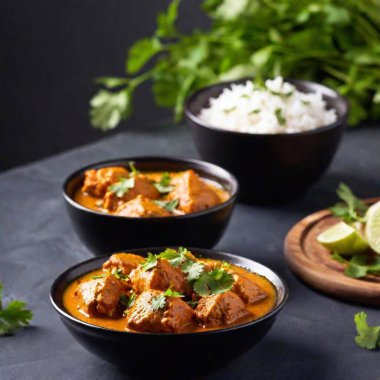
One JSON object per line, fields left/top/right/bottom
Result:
{"left": 185, "top": 77, "right": 349, "bottom": 204}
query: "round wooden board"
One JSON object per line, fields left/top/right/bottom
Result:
{"left": 284, "top": 197, "right": 380, "bottom": 306}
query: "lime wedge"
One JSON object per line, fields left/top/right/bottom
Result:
{"left": 365, "top": 201, "right": 380, "bottom": 254}
{"left": 317, "top": 221, "right": 369, "bottom": 254}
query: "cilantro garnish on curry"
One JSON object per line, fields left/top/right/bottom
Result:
{"left": 74, "top": 162, "right": 230, "bottom": 217}
{"left": 63, "top": 248, "right": 277, "bottom": 333}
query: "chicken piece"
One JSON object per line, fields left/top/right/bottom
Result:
{"left": 130, "top": 259, "right": 192, "bottom": 296}
{"left": 102, "top": 253, "right": 145, "bottom": 275}
{"left": 76, "top": 275, "right": 129, "bottom": 318}
{"left": 115, "top": 195, "right": 171, "bottom": 218}
{"left": 103, "top": 174, "right": 160, "bottom": 211}
{"left": 82, "top": 167, "right": 129, "bottom": 197}
{"left": 231, "top": 274, "right": 267, "bottom": 304}
{"left": 168, "top": 170, "right": 221, "bottom": 213}
{"left": 127, "top": 290, "right": 193, "bottom": 333}
{"left": 195, "top": 291, "right": 249, "bottom": 327}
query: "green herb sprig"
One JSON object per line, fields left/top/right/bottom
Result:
{"left": 140, "top": 247, "right": 188, "bottom": 272}
{"left": 0, "top": 283, "right": 33, "bottom": 336}
{"left": 354, "top": 311, "right": 380, "bottom": 350}
{"left": 120, "top": 292, "right": 137, "bottom": 313}
{"left": 274, "top": 108, "right": 286, "bottom": 125}
{"left": 332, "top": 253, "right": 380, "bottom": 278}
{"left": 151, "top": 294, "right": 167, "bottom": 311}
{"left": 150, "top": 289, "right": 184, "bottom": 312}
{"left": 154, "top": 199, "right": 179, "bottom": 212}
{"left": 108, "top": 177, "right": 135, "bottom": 198}
{"left": 90, "top": 0, "right": 380, "bottom": 131}
{"left": 154, "top": 172, "right": 174, "bottom": 194}
{"left": 91, "top": 268, "right": 129, "bottom": 281}
{"left": 129, "top": 161, "right": 140, "bottom": 177}
{"left": 193, "top": 268, "right": 234, "bottom": 296}
{"left": 330, "top": 183, "right": 368, "bottom": 224}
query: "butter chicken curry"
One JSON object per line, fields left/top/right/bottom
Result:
{"left": 63, "top": 248, "right": 277, "bottom": 333}
{"left": 74, "top": 163, "right": 230, "bottom": 217}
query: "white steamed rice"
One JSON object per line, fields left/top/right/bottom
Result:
{"left": 198, "top": 77, "right": 337, "bottom": 134}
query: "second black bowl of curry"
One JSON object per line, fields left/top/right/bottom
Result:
{"left": 63, "top": 157, "right": 238, "bottom": 255}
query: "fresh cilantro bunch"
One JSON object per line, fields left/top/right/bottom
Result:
{"left": 354, "top": 311, "right": 380, "bottom": 350}
{"left": 0, "top": 283, "right": 33, "bottom": 336}
{"left": 330, "top": 183, "right": 368, "bottom": 224}
{"left": 90, "top": 0, "right": 380, "bottom": 131}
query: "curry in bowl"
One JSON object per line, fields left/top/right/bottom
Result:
{"left": 63, "top": 247, "right": 277, "bottom": 333}
{"left": 74, "top": 162, "right": 230, "bottom": 218}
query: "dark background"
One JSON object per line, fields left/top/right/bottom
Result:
{"left": 0, "top": 0, "right": 208, "bottom": 171}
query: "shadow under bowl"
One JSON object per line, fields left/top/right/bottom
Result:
{"left": 185, "top": 78, "right": 349, "bottom": 204}
{"left": 50, "top": 247, "right": 288, "bottom": 377}
{"left": 63, "top": 157, "right": 238, "bottom": 255}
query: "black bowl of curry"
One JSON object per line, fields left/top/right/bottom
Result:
{"left": 50, "top": 247, "right": 288, "bottom": 375}
{"left": 63, "top": 157, "right": 238, "bottom": 255}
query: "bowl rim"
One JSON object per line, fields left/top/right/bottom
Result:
{"left": 185, "top": 77, "right": 349, "bottom": 137}
{"left": 62, "top": 156, "right": 239, "bottom": 221}
{"left": 50, "top": 247, "right": 289, "bottom": 337}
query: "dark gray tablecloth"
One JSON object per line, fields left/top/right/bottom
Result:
{"left": 1, "top": 126, "right": 379, "bottom": 380}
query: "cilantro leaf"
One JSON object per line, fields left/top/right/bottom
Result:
{"left": 120, "top": 292, "right": 136, "bottom": 311}
{"left": 92, "top": 269, "right": 128, "bottom": 281}
{"left": 163, "top": 289, "right": 184, "bottom": 298}
{"left": 95, "top": 76, "right": 129, "bottom": 89}
{"left": 108, "top": 177, "right": 135, "bottom": 197}
{"left": 127, "top": 37, "right": 162, "bottom": 74}
{"left": 90, "top": 89, "right": 132, "bottom": 131}
{"left": 154, "top": 199, "right": 179, "bottom": 212}
{"left": 186, "top": 300, "right": 198, "bottom": 308}
{"left": 331, "top": 252, "right": 347, "bottom": 264}
{"left": 112, "top": 268, "right": 129, "bottom": 281}
{"left": 0, "top": 283, "right": 33, "bottom": 336}
{"left": 344, "top": 255, "right": 380, "bottom": 278}
{"left": 128, "top": 161, "right": 140, "bottom": 176}
{"left": 140, "top": 252, "right": 159, "bottom": 272}
{"left": 157, "top": 248, "right": 182, "bottom": 263}
{"left": 151, "top": 294, "right": 167, "bottom": 311}
{"left": 181, "top": 260, "right": 205, "bottom": 281}
{"left": 154, "top": 172, "right": 174, "bottom": 193}
{"left": 274, "top": 108, "right": 286, "bottom": 126}
{"left": 345, "top": 262, "right": 369, "bottom": 278}
{"left": 193, "top": 268, "right": 234, "bottom": 296}
{"left": 330, "top": 183, "right": 368, "bottom": 223}
{"left": 139, "top": 248, "right": 184, "bottom": 271}
{"left": 150, "top": 289, "right": 184, "bottom": 312}
{"left": 354, "top": 311, "right": 380, "bottom": 350}
{"left": 156, "top": 0, "right": 180, "bottom": 38}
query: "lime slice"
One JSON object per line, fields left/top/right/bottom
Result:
{"left": 365, "top": 201, "right": 380, "bottom": 254}
{"left": 317, "top": 221, "right": 369, "bottom": 254}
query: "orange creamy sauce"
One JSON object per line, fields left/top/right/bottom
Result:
{"left": 73, "top": 171, "right": 230, "bottom": 215}
{"left": 63, "top": 259, "right": 277, "bottom": 333}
